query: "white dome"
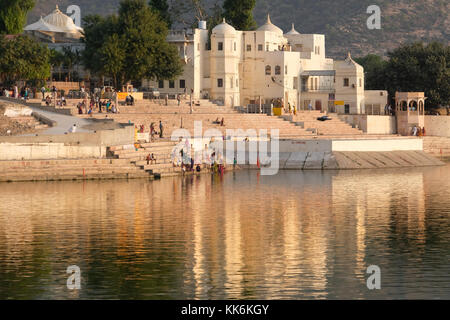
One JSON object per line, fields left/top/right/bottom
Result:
{"left": 285, "top": 23, "right": 300, "bottom": 35}
{"left": 42, "top": 5, "right": 83, "bottom": 33}
{"left": 24, "top": 17, "right": 65, "bottom": 33}
{"left": 212, "top": 18, "right": 236, "bottom": 34}
{"left": 257, "top": 14, "right": 283, "bottom": 35}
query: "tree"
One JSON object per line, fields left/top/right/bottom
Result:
{"left": 0, "top": 35, "right": 50, "bottom": 85}
{"left": 0, "top": 0, "right": 35, "bottom": 34}
{"left": 62, "top": 47, "right": 80, "bottom": 82}
{"left": 100, "top": 34, "right": 126, "bottom": 88}
{"left": 223, "top": 0, "right": 257, "bottom": 30}
{"left": 149, "top": 0, "right": 172, "bottom": 28}
{"left": 49, "top": 49, "right": 65, "bottom": 81}
{"left": 82, "top": 0, "right": 183, "bottom": 87}
{"left": 384, "top": 42, "right": 450, "bottom": 109}
{"left": 354, "top": 54, "right": 388, "bottom": 90}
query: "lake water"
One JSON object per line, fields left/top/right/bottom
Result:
{"left": 0, "top": 165, "right": 449, "bottom": 299}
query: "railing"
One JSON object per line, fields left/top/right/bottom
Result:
{"left": 301, "top": 86, "right": 335, "bottom": 93}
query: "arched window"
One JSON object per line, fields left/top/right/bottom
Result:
{"left": 265, "top": 65, "right": 271, "bottom": 75}
{"left": 409, "top": 100, "right": 417, "bottom": 111}
{"left": 401, "top": 101, "right": 407, "bottom": 111}
{"left": 275, "top": 65, "right": 281, "bottom": 75}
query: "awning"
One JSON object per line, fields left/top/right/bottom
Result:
{"left": 301, "top": 70, "right": 335, "bottom": 76}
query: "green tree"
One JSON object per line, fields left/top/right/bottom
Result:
{"left": 83, "top": 0, "right": 183, "bottom": 86}
{"left": 354, "top": 54, "right": 388, "bottom": 90}
{"left": 100, "top": 34, "right": 126, "bottom": 88}
{"left": 0, "top": 35, "right": 50, "bottom": 85}
{"left": 384, "top": 42, "right": 450, "bottom": 109}
{"left": 223, "top": 0, "right": 257, "bottom": 30}
{"left": 49, "top": 49, "right": 65, "bottom": 81}
{"left": 0, "top": 0, "right": 35, "bottom": 34}
{"left": 149, "top": 0, "right": 172, "bottom": 28}
{"left": 62, "top": 47, "right": 81, "bottom": 82}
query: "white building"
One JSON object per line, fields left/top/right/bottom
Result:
{"left": 144, "top": 15, "right": 387, "bottom": 114}
{"left": 24, "top": 5, "right": 85, "bottom": 52}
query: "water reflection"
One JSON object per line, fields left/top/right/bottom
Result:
{"left": 0, "top": 165, "right": 449, "bottom": 299}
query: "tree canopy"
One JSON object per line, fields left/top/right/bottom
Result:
{"left": 148, "top": 0, "right": 172, "bottom": 28}
{"left": 357, "top": 42, "right": 449, "bottom": 109}
{"left": 0, "top": 0, "right": 35, "bottom": 34}
{"left": 82, "top": 0, "right": 182, "bottom": 88}
{"left": 0, "top": 35, "right": 50, "bottom": 85}
{"left": 223, "top": 0, "right": 257, "bottom": 31}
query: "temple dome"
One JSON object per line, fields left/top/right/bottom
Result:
{"left": 212, "top": 18, "right": 236, "bottom": 34}
{"left": 41, "top": 5, "right": 83, "bottom": 33}
{"left": 285, "top": 23, "right": 300, "bottom": 35}
{"left": 257, "top": 14, "right": 283, "bottom": 35}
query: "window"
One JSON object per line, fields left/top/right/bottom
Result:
{"left": 180, "top": 80, "right": 185, "bottom": 88}
{"left": 247, "top": 44, "right": 251, "bottom": 51}
{"left": 285, "top": 65, "right": 288, "bottom": 75}
{"left": 158, "top": 80, "right": 164, "bottom": 89}
{"left": 310, "top": 78, "right": 314, "bottom": 90}
{"left": 315, "top": 78, "right": 318, "bottom": 90}
{"left": 343, "top": 78, "right": 349, "bottom": 87}
{"left": 265, "top": 65, "right": 271, "bottom": 75}
{"left": 359, "top": 78, "right": 362, "bottom": 87}
{"left": 230, "top": 77, "right": 233, "bottom": 88}
{"left": 217, "top": 79, "right": 223, "bottom": 88}
{"left": 234, "top": 42, "right": 236, "bottom": 51}
{"left": 275, "top": 65, "right": 281, "bottom": 75}
{"left": 197, "top": 43, "right": 200, "bottom": 51}
{"left": 169, "top": 80, "right": 175, "bottom": 88}
{"left": 266, "top": 44, "right": 269, "bottom": 51}
{"left": 236, "top": 79, "right": 239, "bottom": 87}
{"left": 218, "top": 42, "right": 223, "bottom": 51}
{"left": 258, "top": 44, "right": 263, "bottom": 51}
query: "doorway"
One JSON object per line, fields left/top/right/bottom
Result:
{"left": 315, "top": 100, "right": 322, "bottom": 111}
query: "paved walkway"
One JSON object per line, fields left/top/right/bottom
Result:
{"left": 28, "top": 106, "right": 94, "bottom": 134}
{"left": 1, "top": 97, "right": 95, "bottom": 135}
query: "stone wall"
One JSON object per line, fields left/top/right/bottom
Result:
{"left": 0, "top": 142, "right": 106, "bottom": 160}
{"left": 0, "top": 125, "right": 134, "bottom": 146}
{"left": 338, "top": 114, "right": 396, "bottom": 134}
{"left": 424, "top": 116, "right": 450, "bottom": 137}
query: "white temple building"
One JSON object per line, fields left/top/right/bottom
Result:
{"left": 144, "top": 15, "right": 387, "bottom": 114}
{"left": 24, "top": 5, "right": 84, "bottom": 51}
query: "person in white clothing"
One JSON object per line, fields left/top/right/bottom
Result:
{"left": 69, "top": 124, "right": 77, "bottom": 133}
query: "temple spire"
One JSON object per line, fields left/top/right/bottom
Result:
{"left": 267, "top": 14, "right": 272, "bottom": 24}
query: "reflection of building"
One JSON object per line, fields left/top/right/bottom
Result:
{"left": 144, "top": 15, "right": 387, "bottom": 113}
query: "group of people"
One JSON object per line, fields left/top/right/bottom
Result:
{"left": 170, "top": 139, "right": 228, "bottom": 176}
{"left": 411, "top": 126, "right": 426, "bottom": 136}
{"left": 1, "top": 86, "right": 32, "bottom": 100}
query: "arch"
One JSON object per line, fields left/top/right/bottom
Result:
{"left": 265, "top": 65, "right": 271, "bottom": 75}
{"left": 409, "top": 100, "right": 418, "bottom": 111}
{"left": 275, "top": 65, "right": 281, "bottom": 75}
{"left": 419, "top": 100, "right": 424, "bottom": 113}
{"left": 401, "top": 100, "right": 407, "bottom": 111}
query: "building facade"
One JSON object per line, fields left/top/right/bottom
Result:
{"left": 144, "top": 15, "right": 387, "bottom": 114}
